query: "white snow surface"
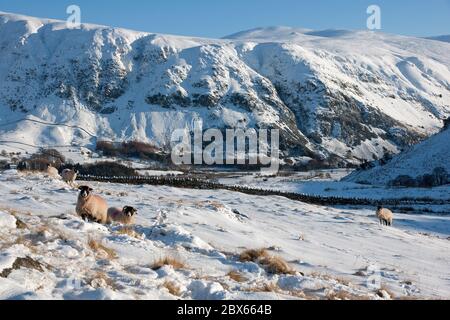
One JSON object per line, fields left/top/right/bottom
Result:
{"left": 0, "top": 169, "right": 449, "bottom": 300}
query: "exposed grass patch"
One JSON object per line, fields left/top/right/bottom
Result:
{"left": 88, "top": 271, "right": 118, "bottom": 290}
{"left": 326, "top": 290, "right": 369, "bottom": 300}
{"left": 3, "top": 209, "right": 28, "bottom": 229}
{"left": 162, "top": 280, "right": 182, "bottom": 297}
{"left": 245, "top": 282, "right": 280, "bottom": 293}
{"left": 0, "top": 256, "right": 45, "bottom": 278}
{"left": 239, "top": 248, "right": 295, "bottom": 275}
{"left": 151, "top": 257, "right": 186, "bottom": 271}
{"left": 263, "top": 256, "right": 295, "bottom": 275}
{"left": 116, "top": 226, "right": 143, "bottom": 239}
{"left": 227, "top": 270, "right": 247, "bottom": 283}
{"left": 88, "top": 238, "right": 117, "bottom": 260}
{"left": 376, "top": 285, "right": 396, "bottom": 300}
{"left": 239, "top": 248, "right": 269, "bottom": 262}
{"left": 15, "top": 217, "right": 28, "bottom": 229}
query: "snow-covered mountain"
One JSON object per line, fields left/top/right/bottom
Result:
{"left": 427, "top": 35, "right": 450, "bottom": 43}
{"left": 1, "top": 12, "right": 450, "bottom": 165}
{"left": 344, "top": 126, "right": 450, "bottom": 185}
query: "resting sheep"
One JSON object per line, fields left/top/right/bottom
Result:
{"left": 107, "top": 206, "right": 138, "bottom": 225}
{"left": 62, "top": 169, "right": 78, "bottom": 187}
{"left": 46, "top": 164, "right": 60, "bottom": 178}
{"left": 376, "top": 206, "right": 394, "bottom": 226}
{"left": 76, "top": 186, "right": 108, "bottom": 224}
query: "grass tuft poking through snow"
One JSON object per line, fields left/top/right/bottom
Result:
{"left": 245, "top": 282, "right": 281, "bottom": 293}
{"left": 0, "top": 256, "right": 45, "bottom": 278}
{"left": 88, "top": 238, "right": 117, "bottom": 260}
{"left": 88, "top": 271, "right": 118, "bottom": 290}
{"left": 151, "top": 257, "right": 187, "bottom": 271}
{"left": 227, "top": 270, "right": 248, "bottom": 283}
{"left": 115, "top": 226, "right": 143, "bottom": 239}
{"left": 376, "top": 286, "right": 396, "bottom": 300}
{"left": 239, "top": 248, "right": 270, "bottom": 262}
{"left": 162, "top": 280, "right": 182, "bottom": 297}
{"left": 239, "top": 248, "right": 295, "bottom": 275}
{"left": 326, "top": 290, "right": 369, "bottom": 301}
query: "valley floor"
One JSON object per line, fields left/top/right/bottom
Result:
{"left": 0, "top": 170, "right": 449, "bottom": 300}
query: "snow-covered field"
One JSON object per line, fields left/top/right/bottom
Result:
{"left": 219, "top": 172, "right": 450, "bottom": 201}
{"left": 0, "top": 169, "right": 449, "bottom": 300}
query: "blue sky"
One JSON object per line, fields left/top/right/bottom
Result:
{"left": 0, "top": 0, "right": 448, "bottom": 38}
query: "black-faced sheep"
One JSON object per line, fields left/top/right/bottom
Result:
{"left": 376, "top": 206, "right": 394, "bottom": 226}
{"left": 76, "top": 186, "right": 108, "bottom": 224}
{"left": 107, "top": 206, "right": 138, "bottom": 225}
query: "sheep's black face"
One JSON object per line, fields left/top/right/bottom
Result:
{"left": 123, "top": 206, "right": 137, "bottom": 217}
{"left": 78, "top": 186, "right": 93, "bottom": 198}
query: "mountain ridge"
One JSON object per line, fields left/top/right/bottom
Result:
{"left": 0, "top": 12, "right": 449, "bottom": 166}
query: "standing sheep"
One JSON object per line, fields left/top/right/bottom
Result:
{"left": 107, "top": 206, "right": 138, "bottom": 225}
{"left": 62, "top": 169, "right": 78, "bottom": 187}
{"left": 376, "top": 206, "right": 394, "bottom": 226}
{"left": 46, "top": 164, "right": 60, "bottom": 178}
{"left": 76, "top": 186, "right": 108, "bottom": 224}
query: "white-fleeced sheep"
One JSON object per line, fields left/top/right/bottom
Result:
{"left": 107, "top": 206, "right": 138, "bottom": 225}
{"left": 46, "top": 164, "right": 60, "bottom": 178}
{"left": 376, "top": 206, "right": 394, "bottom": 226}
{"left": 62, "top": 169, "right": 78, "bottom": 187}
{"left": 76, "top": 186, "right": 108, "bottom": 224}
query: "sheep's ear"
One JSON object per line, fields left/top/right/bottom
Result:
{"left": 123, "top": 206, "right": 128, "bottom": 211}
{"left": 89, "top": 188, "right": 93, "bottom": 192}
{"left": 78, "top": 186, "right": 84, "bottom": 191}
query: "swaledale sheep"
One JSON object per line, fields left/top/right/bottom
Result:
{"left": 376, "top": 206, "right": 394, "bottom": 226}
{"left": 76, "top": 186, "right": 108, "bottom": 224}
{"left": 107, "top": 206, "right": 138, "bottom": 225}
{"left": 62, "top": 169, "right": 78, "bottom": 187}
{"left": 46, "top": 164, "right": 60, "bottom": 178}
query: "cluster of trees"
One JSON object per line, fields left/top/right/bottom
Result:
{"left": 70, "top": 161, "right": 138, "bottom": 177}
{"left": 390, "top": 167, "right": 449, "bottom": 188}
{"left": 17, "top": 149, "right": 65, "bottom": 171}
{"left": 96, "top": 140, "right": 169, "bottom": 163}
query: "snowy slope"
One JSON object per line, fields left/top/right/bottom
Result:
{"left": 1, "top": 13, "right": 450, "bottom": 164}
{"left": 0, "top": 169, "right": 449, "bottom": 299}
{"left": 344, "top": 127, "right": 450, "bottom": 185}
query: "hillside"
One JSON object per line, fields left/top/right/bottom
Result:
{"left": 344, "top": 127, "right": 450, "bottom": 185}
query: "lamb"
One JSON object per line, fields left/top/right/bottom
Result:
{"left": 76, "top": 186, "right": 108, "bottom": 224}
{"left": 376, "top": 206, "right": 394, "bottom": 226}
{"left": 46, "top": 164, "right": 60, "bottom": 178}
{"left": 107, "top": 206, "right": 138, "bottom": 225}
{"left": 62, "top": 169, "right": 78, "bottom": 187}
